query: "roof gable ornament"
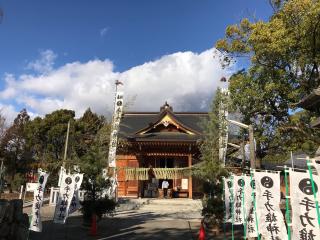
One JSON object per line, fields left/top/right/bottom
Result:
{"left": 160, "top": 101, "right": 173, "bottom": 112}
{"left": 136, "top": 109, "right": 200, "bottom": 135}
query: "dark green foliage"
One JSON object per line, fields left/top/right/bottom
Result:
{"left": 216, "top": 0, "right": 320, "bottom": 163}
{"left": 0, "top": 109, "right": 32, "bottom": 192}
{"left": 81, "top": 198, "right": 116, "bottom": 221}
{"left": 79, "top": 125, "right": 116, "bottom": 221}
{"left": 193, "top": 89, "right": 228, "bottom": 226}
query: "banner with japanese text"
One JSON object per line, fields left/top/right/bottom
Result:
{"left": 290, "top": 170, "right": 320, "bottom": 240}
{"left": 53, "top": 174, "right": 75, "bottom": 224}
{"left": 68, "top": 173, "right": 83, "bottom": 215}
{"left": 224, "top": 176, "right": 234, "bottom": 222}
{"left": 29, "top": 170, "right": 49, "bottom": 232}
{"left": 232, "top": 175, "right": 250, "bottom": 225}
{"left": 255, "top": 171, "right": 287, "bottom": 240}
{"left": 246, "top": 176, "right": 259, "bottom": 238}
{"left": 108, "top": 91, "right": 124, "bottom": 167}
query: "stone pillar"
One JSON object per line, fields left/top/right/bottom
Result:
{"left": 188, "top": 154, "right": 192, "bottom": 199}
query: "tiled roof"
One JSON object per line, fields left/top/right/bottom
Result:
{"left": 118, "top": 104, "right": 208, "bottom": 142}
{"left": 119, "top": 112, "right": 208, "bottom": 141}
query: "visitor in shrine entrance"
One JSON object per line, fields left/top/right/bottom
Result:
{"left": 162, "top": 179, "right": 169, "bottom": 198}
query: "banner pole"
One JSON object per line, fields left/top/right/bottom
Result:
{"left": 222, "top": 177, "right": 226, "bottom": 240}
{"left": 241, "top": 175, "right": 247, "bottom": 240}
{"left": 306, "top": 157, "right": 320, "bottom": 227}
{"left": 231, "top": 175, "right": 234, "bottom": 240}
{"left": 250, "top": 169, "right": 260, "bottom": 240}
{"left": 284, "top": 165, "right": 291, "bottom": 240}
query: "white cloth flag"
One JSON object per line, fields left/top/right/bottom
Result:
{"left": 255, "top": 172, "right": 287, "bottom": 240}
{"left": 29, "top": 170, "right": 49, "bottom": 232}
{"left": 232, "top": 175, "right": 250, "bottom": 225}
{"left": 68, "top": 173, "right": 83, "bottom": 214}
{"left": 224, "top": 176, "right": 234, "bottom": 222}
{"left": 246, "top": 176, "right": 259, "bottom": 238}
{"left": 108, "top": 91, "right": 124, "bottom": 167}
{"left": 290, "top": 170, "right": 320, "bottom": 240}
{"left": 53, "top": 174, "right": 75, "bottom": 224}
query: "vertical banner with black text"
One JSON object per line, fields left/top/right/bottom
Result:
{"left": 255, "top": 171, "right": 287, "bottom": 240}
{"left": 224, "top": 176, "right": 234, "bottom": 222}
{"left": 232, "top": 175, "right": 250, "bottom": 225}
{"left": 290, "top": 170, "right": 320, "bottom": 240}
{"left": 108, "top": 91, "right": 124, "bottom": 168}
{"left": 53, "top": 174, "right": 75, "bottom": 224}
{"left": 29, "top": 170, "right": 49, "bottom": 232}
{"left": 246, "top": 176, "right": 259, "bottom": 238}
{"left": 69, "top": 173, "right": 83, "bottom": 214}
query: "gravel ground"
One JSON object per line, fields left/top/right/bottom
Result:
{"left": 25, "top": 198, "right": 243, "bottom": 240}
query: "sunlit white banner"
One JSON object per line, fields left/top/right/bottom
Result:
{"left": 108, "top": 91, "right": 124, "bottom": 167}
{"left": 290, "top": 170, "right": 320, "bottom": 240}
{"left": 53, "top": 174, "right": 75, "bottom": 224}
{"left": 29, "top": 170, "right": 49, "bottom": 232}
{"left": 255, "top": 171, "right": 287, "bottom": 240}
{"left": 232, "top": 175, "right": 250, "bottom": 225}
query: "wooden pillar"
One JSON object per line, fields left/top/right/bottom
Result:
{"left": 188, "top": 154, "right": 193, "bottom": 199}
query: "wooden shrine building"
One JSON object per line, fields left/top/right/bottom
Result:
{"left": 116, "top": 102, "right": 208, "bottom": 199}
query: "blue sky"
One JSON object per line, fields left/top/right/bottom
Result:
{"left": 0, "top": 1, "right": 272, "bottom": 121}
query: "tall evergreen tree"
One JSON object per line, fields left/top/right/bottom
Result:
{"left": 216, "top": 0, "right": 320, "bottom": 162}
{"left": 0, "top": 109, "right": 32, "bottom": 192}
{"left": 193, "top": 89, "right": 228, "bottom": 226}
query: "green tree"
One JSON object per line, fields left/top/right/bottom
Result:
{"left": 216, "top": 0, "right": 320, "bottom": 162}
{"left": 79, "top": 122, "right": 115, "bottom": 222}
{"left": 193, "top": 89, "right": 228, "bottom": 226}
{"left": 74, "top": 108, "right": 105, "bottom": 158}
{"left": 0, "top": 109, "right": 32, "bottom": 192}
{"left": 26, "top": 109, "right": 75, "bottom": 168}
{"left": 25, "top": 109, "right": 75, "bottom": 186}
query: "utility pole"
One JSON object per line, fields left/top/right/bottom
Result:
{"left": 62, "top": 120, "right": 71, "bottom": 168}
{"left": 248, "top": 125, "right": 256, "bottom": 169}
{"left": 0, "top": 159, "right": 4, "bottom": 198}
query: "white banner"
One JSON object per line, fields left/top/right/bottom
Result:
{"left": 69, "top": 173, "right": 83, "bottom": 214}
{"left": 29, "top": 170, "right": 49, "bottom": 232}
{"left": 53, "top": 174, "right": 75, "bottom": 224}
{"left": 255, "top": 171, "right": 287, "bottom": 240}
{"left": 290, "top": 170, "right": 320, "bottom": 240}
{"left": 224, "top": 176, "right": 234, "bottom": 222}
{"left": 58, "top": 166, "right": 66, "bottom": 187}
{"left": 233, "top": 175, "right": 250, "bottom": 225}
{"left": 246, "top": 177, "right": 259, "bottom": 238}
{"left": 108, "top": 91, "right": 124, "bottom": 167}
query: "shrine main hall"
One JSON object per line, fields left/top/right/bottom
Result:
{"left": 116, "top": 102, "right": 208, "bottom": 199}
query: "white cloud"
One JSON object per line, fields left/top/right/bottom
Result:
{"left": 100, "top": 27, "right": 109, "bottom": 37}
{"left": 26, "top": 49, "right": 57, "bottom": 74}
{"left": 0, "top": 48, "right": 231, "bottom": 123}
{"left": 0, "top": 104, "right": 18, "bottom": 126}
